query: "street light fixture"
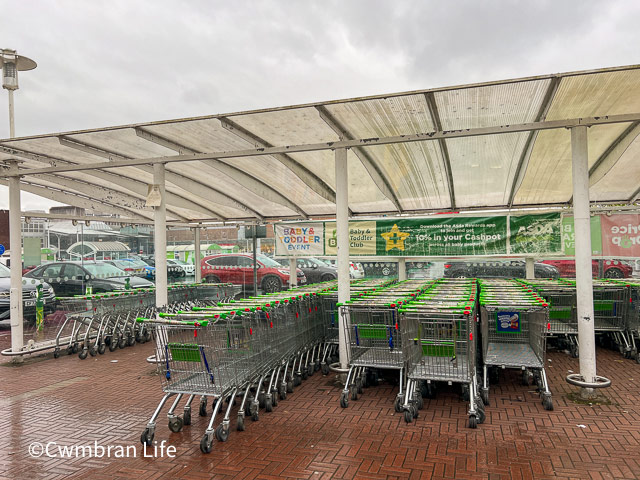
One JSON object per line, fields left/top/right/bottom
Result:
{"left": 1, "top": 48, "right": 37, "bottom": 138}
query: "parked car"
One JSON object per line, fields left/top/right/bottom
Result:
{"left": 167, "top": 259, "right": 195, "bottom": 277}
{"left": 323, "top": 259, "right": 366, "bottom": 279}
{"left": 201, "top": 253, "right": 306, "bottom": 293}
{"left": 102, "top": 259, "right": 147, "bottom": 278}
{"left": 25, "top": 261, "right": 154, "bottom": 296}
{"left": 145, "top": 258, "right": 185, "bottom": 278}
{"left": 295, "top": 258, "right": 337, "bottom": 283}
{"left": 541, "top": 259, "right": 633, "bottom": 279}
{"left": 443, "top": 260, "right": 559, "bottom": 279}
{"left": 116, "top": 258, "right": 156, "bottom": 280}
{"left": 0, "top": 262, "right": 56, "bottom": 322}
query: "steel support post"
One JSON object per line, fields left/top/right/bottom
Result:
{"left": 9, "top": 160, "right": 23, "bottom": 360}
{"left": 571, "top": 125, "right": 597, "bottom": 398}
{"left": 194, "top": 226, "right": 201, "bottom": 283}
{"left": 525, "top": 257, "right": 535, "bottom": 279}
{"left": 335, "top": 147, "right": 350, "bottom": 369}
{"left": 289, "top": 258, "right": 297, "bottom": 288}
{"left": 398, "top": 258, "right": 407, "bottom": 281}
{"left": 153, "top": 163, "right": 168, "bottom": 308}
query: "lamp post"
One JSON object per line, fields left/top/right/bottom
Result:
{"left": 2, "top": 49, "right": 37, "bottom": 360}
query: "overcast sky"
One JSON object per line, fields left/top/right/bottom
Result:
{"left": 1, "top": 0, "right": 639, "bottom": 210}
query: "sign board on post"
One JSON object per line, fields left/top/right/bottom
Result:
{"left": 275, "top": 223, "right": 324, "bottom": 256}
{"left": 600, "top": 213, "right": 640, "bottom": 257}
{"left": 245, "top": 225, "right": 267, "bottom": 239}
{"left": 561, "top": 215, "right": 602, "bottom": 256}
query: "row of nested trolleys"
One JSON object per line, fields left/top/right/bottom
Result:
{"left": 339, "top": 278, "right": 553, "bottom": 428}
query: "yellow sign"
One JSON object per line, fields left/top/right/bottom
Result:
{"left": 325, "top": 221, "right": 376, "bottom": 255}
{"left": 381, "top": 224, "right": 410, "bottom": 251}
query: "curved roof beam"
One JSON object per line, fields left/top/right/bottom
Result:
{"left": 131, "top": 128, "right": 307, "bottom": 218}
{"left": 218, "top": 118, "right": 336, "bottom": 203}
{"left": 0, "top": 145, "right": 217, "bottom": 221}
{"left": 424, "top": 92, "right": 456, "bottom": 210}
{"left": 0, "top": 178, "right": 153, "bottom": 221}
{"left": 315, "top": 105, "right": 402, "bottom": 212}
{"left": 589, "top": 121, "right": 640, "bottom": 186}
{"left": 507, "top": 76, "right": 561, "bottom": 208}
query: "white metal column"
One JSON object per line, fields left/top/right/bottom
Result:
{"left": 525, "top": 257, "right": 535, "bottom": 279}
{"left": 289, "top": 258, "right": 297, "bottom": 288}
{"left": 194, "top": 226, "right": 201, "bottom": 283}
{"left": 335, "top": 147, "right": 350, "bottom": 369}
{"left": 153, "top": 163, "right": 168, "bottom": 308}
{"left": 571, "top": 125, "right": 597, "bottom": 398}
{"left": 398, "top": 258, "right": 407, "bottom": 281}
{"left": 9, "top": 160, "right": 23, "bottom": 358}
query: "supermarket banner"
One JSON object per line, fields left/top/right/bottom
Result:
{"left": 275, "top": 213, "right": 562, "bottom": 257}
{"left": 274, "top": 223, "right": 324, "bottom": 256}
{"left": 509, "top": 213, "right": 562, "bottom": 254}
{"left": 324, "top": 221, "right": 377, "bottom": 255}
{"left": 600, "top": 214, "right": 640, "bottom": 257}
{"left": 376, "top": 216, "right": 508, "bottom": 256}
{"left": 561, "top": 215, "right": 602, "bottom": 256}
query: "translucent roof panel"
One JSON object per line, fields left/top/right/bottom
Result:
{"left": 0, "top": 66, "right": 638, "bottom": 222}
{"left": 515, "top": 69, "right": 640, "bottom": 205}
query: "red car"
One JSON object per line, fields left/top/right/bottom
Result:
{"left": 541, "top": 259, "right": 633, "bottom": 278}
{"left": 201, "top": 253, "right": 306, "bottom": 293}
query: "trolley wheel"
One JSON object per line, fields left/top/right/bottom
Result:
{"left": 140, "top": 428, "right": 154, "bottom": 446}
{"left": 258, "top": 392, "right": 266, "bottom": 409}
{"left": 340, "top": 392, "right": 349, "bottom": 408}
{"left": 475, "top": 395, "right": 485, "bottom": 412}
{"left": 287, "top": 380, "right": 294, "bottom": 393}
{"left": 183, "top": 409, "right": 191, "bottom": 426}
{"left": 294, "top": 375, "right": 302, "bottom": 387}
{"left": 237, "top": 415, "right": 245, "bottom": 431}
{"left": 144, "top": 330, "right": 152, "bottom": 342}
{"left": 78, "top": 348, "right": 88, "bottom": 360}
{"left": 480, "top": 388, "right": 489, "bottom": 406}
{"left": 314, "top": 361, "right": 320, "bottom": 372}
{"left": 636, "top": 354, "right": 640, "bottom": 365}
{"left": 200, "top": 435, "right": 213, "bottom": 454}
{"left": 108, "top": 339, "right": 118, "bottom": 352}
{"left": 522, "top": 370, "right": 530, "bottom": 386}
{"left": 251, "top": 411, "right": 259, "bottom": 422}
{"left": 215, "top": 424, "right": 229, "bottom": 442}
{"left": 307, "top": 364, "right": 314, "bottom": 377}
{"left": 357, "top": 379, "right": 363, "bottom": 395}
{"left": 570, "top": 345, "right": 579, "bottom": 358}
{"left": 72, "top": 343, "right": 79, "bottom": 354}
{"left": 199, "top": 400, "right": 208, "bottom": 417}
{"left": 245, "top": 398, "right": 254, "bottom": 417}
{"left": 461, "top": 385, "right": 470, "bottom": 402}
{"left": 477, "top": 407, "right": 486, "bottom": 425}
{"left": 468, "top": 415, "right": 477, "bottom": 429}
{"left": 168, "top": 417, "right": 183, "bottom": 433}
{"left": 412, "top": 404, "right": 419, "bottom": 419}
{"left": 118, "top": 336, "right": 127, "bottom": 349}
{"left": 321, "top": 363, "right": 329, "bottom": 375}
{"left": 127, "top": 334, "right": 136, "bottom": 347}
{"left": 416, "top": 395, "right": 424, "bottom": 410}
{"left": 301, "top": 370, "right": 308, "bottom": 381}
{"left": 394, "top": 397, "right": 403, "bottom": 413}
{"left": 265, "top": 398, "right": 273, "bottom": 412}
{"left": 89, "top": 346, "right": 97, "bottom": 357}
{"left": 542, "top": 395, "right": 554, "bottom": 411}
{"left": 53, "top": 348, "right": 60, "bottom": 359}
{"left": 97, "top": 343, "right": 106, "bottom": 354}
{"left": 278, "top": 384, "right": 287, "bottom": 400}
{"left": 350, "top": 385, "right": 359, "bottom": 401}
{"left": 403, "top": 409, "right": 413, "bottom": 424}
{"left": 104, "top": 336, "right": 111, "bottom": 346}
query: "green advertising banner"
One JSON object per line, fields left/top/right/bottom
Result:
{"left": 561, "top": 215, "right": 602, "bottom": 256}
{"left": 275, "top": 213, "right": 563, "bottom": 257}
{"left": 509, "top": 213, "right": 562, "bottom": 254}
{"left": 376, "top": 216, "right": 508, "bottom": 256}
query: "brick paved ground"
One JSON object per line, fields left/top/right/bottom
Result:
{"left": 0, "top": 339, "right": 639, "bottom": 480}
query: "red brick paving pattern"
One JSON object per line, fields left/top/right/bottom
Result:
{"left": 0, "top": 343, "right": 639, "bottom": 480}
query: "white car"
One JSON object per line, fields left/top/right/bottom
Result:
{"left": 349, "top": 261, "right": 365, "bottom": 279}
{"left": 167, "top": 259, "right": 195, "bottom": 276}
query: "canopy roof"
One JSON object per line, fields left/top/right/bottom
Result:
{"left": 67, "top": 241, "right": 130, "bottom": 254}
{"left": 1, "top": 65, "right": 639, "bottom": 223}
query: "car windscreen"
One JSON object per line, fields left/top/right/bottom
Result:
{"left": 257, "top": 254, "right": 283, "bottom": 268}
{"left": 0, "top": 263, "right": 9, "bottom": 277}
{"left": 83, "top": 263, "right": 127, "bottom": 278}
